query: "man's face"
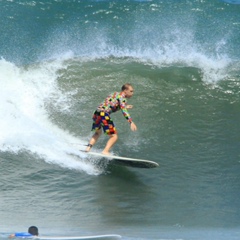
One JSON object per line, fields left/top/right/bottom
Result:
{"left": 124, "top": 86, "right": 134, "bottom": 98}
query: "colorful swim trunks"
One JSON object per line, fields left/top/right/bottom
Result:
{"left": 91, "top": 111, "right": 117, "bottom": 135}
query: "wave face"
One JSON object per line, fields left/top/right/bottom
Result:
{"left": 0, "top": 1, "right": 240, "bottom": 240}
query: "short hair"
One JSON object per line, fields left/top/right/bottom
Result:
{"left": 121, "top": 83, "right": 133, "bottom": 91}
{"left": 28, "top": 226, "right": 38, "bottom": 236}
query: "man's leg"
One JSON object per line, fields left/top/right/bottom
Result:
{"left": 85, "top": 128, "right": 102, "bottom": 152}
{"left": 102, "top": 134, "right": 118, "bottom": 155}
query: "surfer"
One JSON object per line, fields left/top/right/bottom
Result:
{"left": 85, "top": 83, "right": 137, "bottom": 155}
{"left": 9, "top": 226, "right": 39, "bottom": 238}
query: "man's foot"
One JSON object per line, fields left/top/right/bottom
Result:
{"left": 101, "top": 151, "right": 111, "bottom": 155}
{"left": 85, "top": 147, "right": 90, "bottom": 152}
{"left": 85, "top": 144, "right": 93, "bottom": 152}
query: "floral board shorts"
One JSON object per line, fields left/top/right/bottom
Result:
{"left": 91, "top": 110, "right": 117, "bottom": 135}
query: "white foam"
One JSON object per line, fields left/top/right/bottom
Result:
{"left": 127, "top": 28, "right": 232, "bottom": 83}
{"left": 0, "top": 58, "right": 99, "bottom": 175}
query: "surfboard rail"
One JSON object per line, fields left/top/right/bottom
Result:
{"left": 34, "top": 234, "right": 122, "bottom": 240}
{"left": 82, "top": 151, "right": 159, "bottom": 168}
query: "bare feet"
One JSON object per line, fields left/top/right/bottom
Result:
{"left": 101, "top": 151, "right": 111, "bottom": 155}
{"left": 85, "top": 147, "right": 90, "bottom": 152}
{"left": 85, "top": 144, "right": 93, "bottom": 152}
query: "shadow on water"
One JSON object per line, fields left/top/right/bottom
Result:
{"left": 106, "top": 164, "right": 146, "bottom": 182}
{"left": 91, "top": 163, "right": 158, "bottom": 226}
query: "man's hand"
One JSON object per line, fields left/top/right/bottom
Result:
{"left": 126, "top": 105, "right": 133, "bottom": 109}
{"left": 130, "top": 122, "right": 137, "bottom": 131}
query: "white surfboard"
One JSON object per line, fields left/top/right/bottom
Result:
{"left": 83, "top": 151, "right": 159, "bottom": 168}
{"left": 36, "top": 234, "right": 121, "bottom": 240}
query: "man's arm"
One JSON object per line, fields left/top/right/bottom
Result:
{"left": 119, "top": 98, "right": 137, "bottom": 131}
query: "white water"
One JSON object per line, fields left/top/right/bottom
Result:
{"left": 0, "top": 58, "right": 99, "bottom": 175}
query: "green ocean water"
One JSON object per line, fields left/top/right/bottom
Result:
{"left": 0, "top": 1, "right": 240, "bottom": 239}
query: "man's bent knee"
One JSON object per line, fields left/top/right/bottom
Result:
{"left": 94, "top": 129, "right": 102, "bottom": 136}
{"left": 109, "top": 134, "right": 118, "bottom": 140}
